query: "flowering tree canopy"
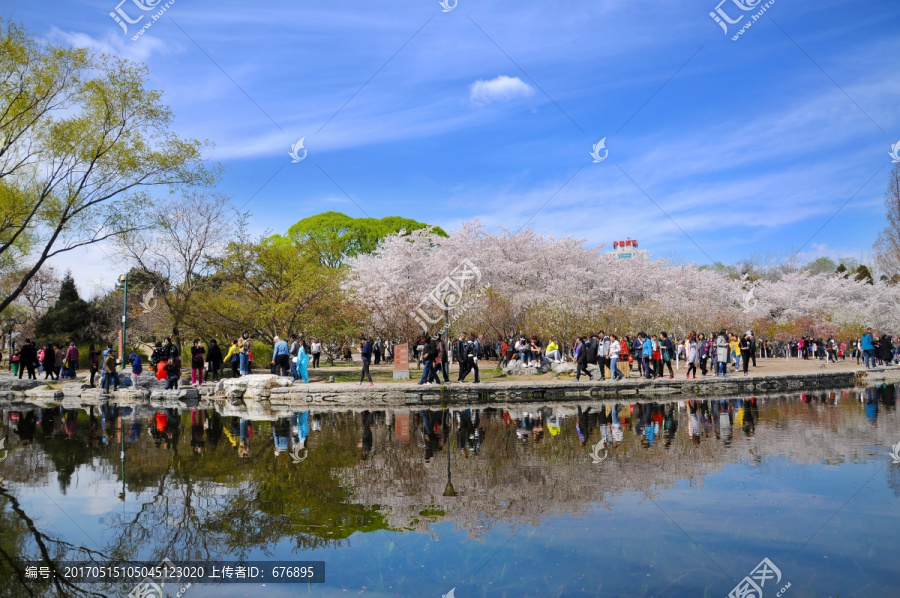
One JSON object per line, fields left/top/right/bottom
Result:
{"left": 346, "top": 222, "right": 900, "bottom": 342}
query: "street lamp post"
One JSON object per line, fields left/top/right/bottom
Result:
{"left": 119, "top": 274, "right": 128, "bottom": 367}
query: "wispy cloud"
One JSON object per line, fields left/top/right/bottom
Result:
{"left": 47, "top": 27, "right": 170, "bottom": 62}
{"left": 469, "top": 75, "right": 534, "bottom": 105}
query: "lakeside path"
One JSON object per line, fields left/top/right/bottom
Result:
{"left": 5, "top": 358, "right": 899, "bottom": 409}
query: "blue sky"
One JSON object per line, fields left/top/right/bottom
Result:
{"left": 6, "top": 0, "right": 900, "bottom": 291}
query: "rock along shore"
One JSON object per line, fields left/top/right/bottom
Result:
{"left": 1, "top": 367, "right": 897, "bottom": 410}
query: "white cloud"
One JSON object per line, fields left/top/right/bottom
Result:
{"left": 469, "top": 75, "right": 534, "bottom": 105}
{"left": 47, "top": 27, "right": 169, "bottom": 62}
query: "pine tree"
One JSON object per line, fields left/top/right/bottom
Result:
{"left": 34, "top": 273, "right": 94, "bottom": 342}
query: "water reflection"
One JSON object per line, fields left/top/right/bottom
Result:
{"left": 0, "top": 385, "right": 898, "bottom": 597}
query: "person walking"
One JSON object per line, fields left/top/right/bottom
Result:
{"left": 310, "top": 338, "right": 322, "bottom": 369}
{"left": 575, "top": 337, "right": 593, "bottom": 381}
{"left": 436, "top": 333, "right": 451, "bottom": 383}
{"left": 455, "top": 333, "right": 469, "bottom": 381}
{"left": 740, "top": 333, "right": 752, "bottom": 376}
{"left": 659, "top": 332, "right": 675, "bottom": 379}
{"left": 102, "top": 345, "right": 118, "bottom": 393}
{"left": 54, "top": 344, "right": 64, "bottom": 380}
{"left": 641, "top": 334, "right": 654, "bottom": 380}
{"left": 18, "top": 339, "right": 37, "bottom": 380}
{"left": 288, "top": 334, "right": 300, "bottom": 379}
{"left": 597, "top": 332, "right": 610, "bottom": 380}
{"left": 632, "top": 334, "right": 644, "bottom": 378}
{"left": 190, "top": 339, "right": 206, "bottom": 385}
{"left": 716, "top": 330, "right": 730, "bottom": 377}
{"left": 272, "top": 336, "right": 290, "bottom": 377}
{"left": 88, "top": 344, "right": 99, "bottom": 387}
{"left": 41, "top": 344, "right": 56, "bottom": 380}
{"left": 207, "top": 339, "right": 223, "bottom": 382}
{"left": 418, "top": 333, "right": 440, "bottom": 385}
{"left": 295, "top": 341, "right": 310, "bottom": 383}
{"left": 357, "top": 336, "right": 374, "bottom": 386}
{"left": 861, "top": 328, "right": 876, "bottom": 369}
{"left": 239, "top": 332, "right": 251, "bottom": 377}
{"left": 686, "top": 332, "right": 699, "bottom": 379}
{"left": 462, "top": 333, "right": 481, "bottom": 383}
{"left": 698, "top": 333, "right": 709, "bottom": 376}
{"left": 129, "top": 352, "right": 142, "bottom": 383}
{"left": 608, "top": 334, "right": 625, "bottom": 380}
{"left": 64, "top": 342, "right": 79, "bottom": 379}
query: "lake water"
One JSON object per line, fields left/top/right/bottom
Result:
{"left": 1, "top": 385, "right": 899, "bottom": 598}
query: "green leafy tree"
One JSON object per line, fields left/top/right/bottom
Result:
{"left": 192, "top": 231, "right": 362, "bottom": 344}
{"left": 0, "top": 20, "right": 217, "bottom": 315}
{"left": 33, "top": 272, "right": 94, "bottom": 342}
{"left": 803, "top": 257, "right": 837, "bottom": 276}
{"left": 853, "top": 264, "right": 873, "bottom": 285}
{"left": 283, "top": 211, "right": 447, "bottom": 268}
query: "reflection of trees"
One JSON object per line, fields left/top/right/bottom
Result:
{"left": 0, "top": 485, "right": 108, "bottom": 598}
{"left": 1, "top": 391, "right": 898, "bottom": 595}
{"left": 103, "top": 411, "right": 388, "bottom": 565}
{"left": 889, "top": 462, "right": 900, "bottom": 499}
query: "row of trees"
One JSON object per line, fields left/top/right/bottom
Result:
{"left": 345, "top": 223, "right": 900, "bottom": 344}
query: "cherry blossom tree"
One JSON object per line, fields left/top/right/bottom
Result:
{"left": 345, "top": 221, "right": 900, "bottom": 344}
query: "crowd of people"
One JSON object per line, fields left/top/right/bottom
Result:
{"left": 4, "top": 326, "right": 898, "bottom": 393}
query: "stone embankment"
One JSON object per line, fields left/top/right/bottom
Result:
{"left": 1, "top": 366, "right": 897, "bottom": 411}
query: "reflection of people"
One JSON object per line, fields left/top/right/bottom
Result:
{"left": 273, "top": 417, "right": 291, "bottom": 456}
{"left": 420, "top": 409, "right": 445, "bottom": 462}
{"left": 576, "top": 406, "right": 592, "bottom": 446}
{"left": 662, "top": 405, "right": 678, "bottom": 448}
{"left": 360, "top": 410, "right": 374, "bottom": 457}
{"left": 238, "top": 418, "right": 251, "bottom": 460}
{"left": 14, "top": 410, "right": 37, "bottom": 445}
{"left": 717, "top": 400, "right": 733, "bottom": 446}
{"left": 865, "top": 387, "right": 878, "bottom": 427}
{"left": 293, "top": 411, "right": 310, "bottom": 450}
{"left": 205, "top": 409, "right": 222, "bottom": 448}
{"left": 191, "top": 409, "right": 205, "bottom": 454}
{"left": 455, "top": 409, "right": 483, "bottom": 455}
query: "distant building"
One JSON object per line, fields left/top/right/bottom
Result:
{"left": 607, "top": 239, "right": 646, "bottom": 260}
